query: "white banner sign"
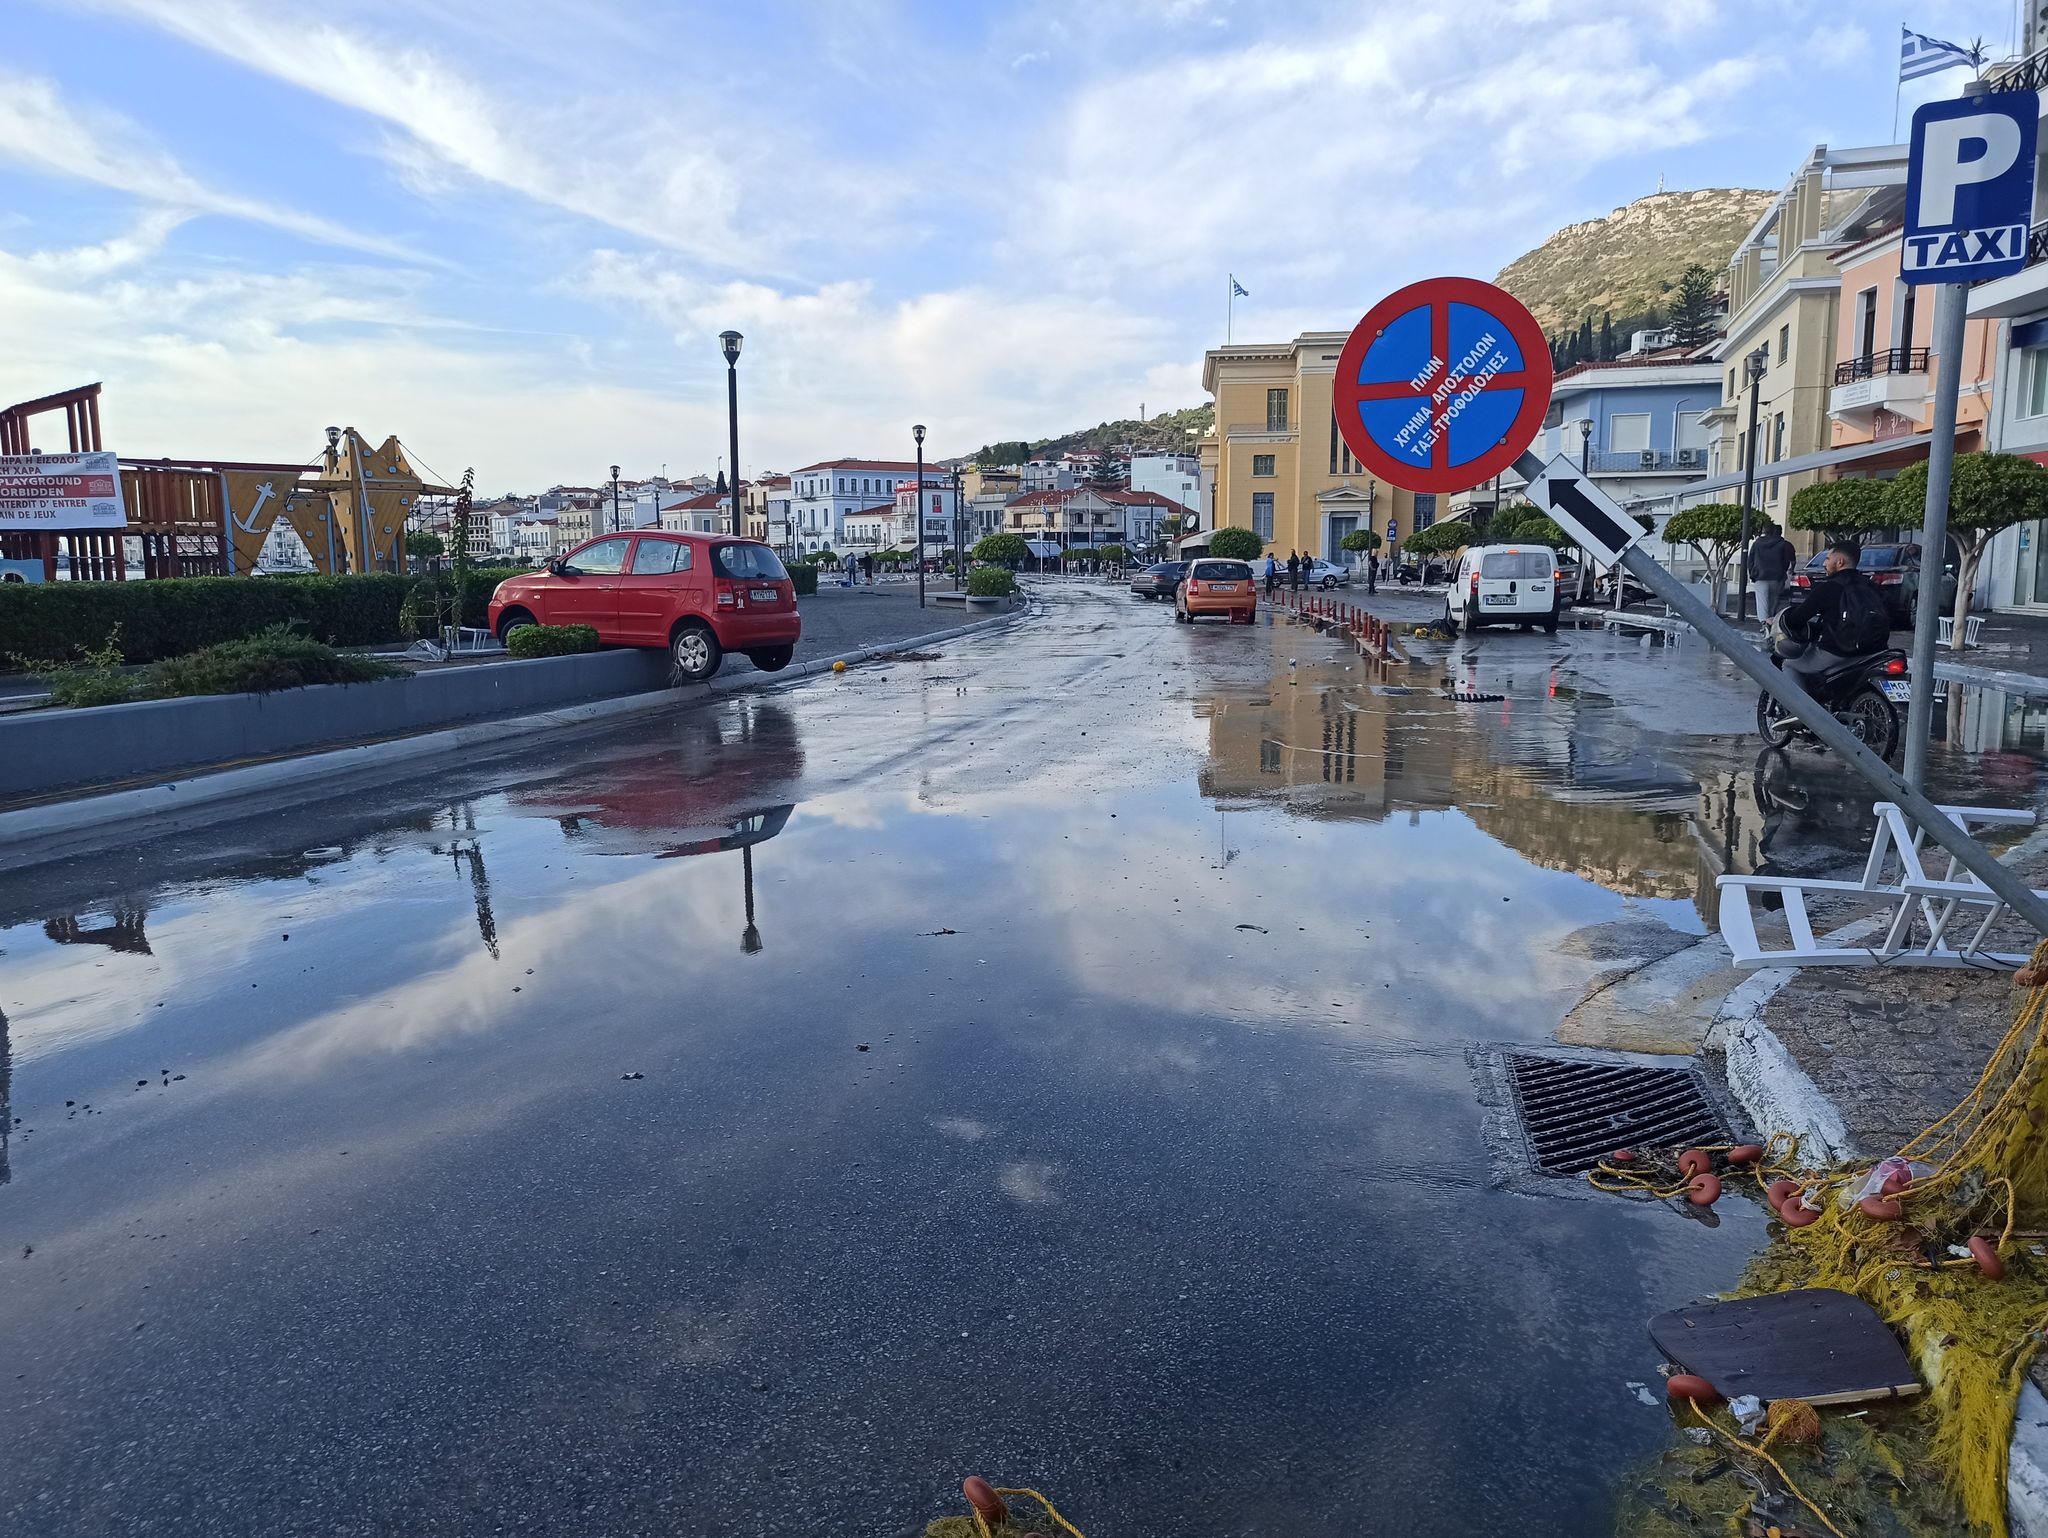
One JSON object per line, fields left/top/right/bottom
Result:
{"left": 0, "top": 451, "right": 127, "bottom": 531}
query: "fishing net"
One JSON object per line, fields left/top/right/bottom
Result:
{"left": 1622, "top": 944, "right": 2048, "bottom": 1537}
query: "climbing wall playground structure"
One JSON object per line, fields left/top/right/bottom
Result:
{"left": 0, "top": 384, "right": 455, "bottom": 579}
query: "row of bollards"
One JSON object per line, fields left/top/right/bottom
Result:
{"left": 1272, "top": 588, "right": 1403, "bottom": 662}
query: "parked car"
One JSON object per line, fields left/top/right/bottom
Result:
{"left": 1786, "top": 543, "right": 1956, "bottom": 627}
{"left": 488, "top": 531, "right": 801, "bottom": 683}
{"left": 1450, "top": 543, "right": 1561, "bottom": 633}
{"left": 1131, "top": 560, "right": 1190, "bottom": 600}
{"left": 1303, "top": 558, "right": 1351, "bottom": 589}
{"left": 1175, "top": 558, "right": 1257, "bottom": 624}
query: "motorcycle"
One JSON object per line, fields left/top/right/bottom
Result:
{"left": 1755, "top": 614, "right": 1908, "bottom": 761}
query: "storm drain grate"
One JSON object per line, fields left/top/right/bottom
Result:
{"left": 1503, "top": 1052, "right": 1726, "bottom": 1176}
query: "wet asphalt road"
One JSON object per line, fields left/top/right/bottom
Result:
{"left": 1, "top": 584, "right": 2037, "bottom": 1536}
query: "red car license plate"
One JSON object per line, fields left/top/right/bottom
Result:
{"left": 750, "top": 588, "right": 779, "bottom": 603}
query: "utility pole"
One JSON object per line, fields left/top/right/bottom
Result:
{"left": 1736, "top": 349, "right": 1765, "bottom": 623}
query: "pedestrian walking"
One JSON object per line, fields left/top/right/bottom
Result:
{"left": 1264, "top": 552, "right": 1279, "bottom": 596}
{"left": 861, "top": 553, "right": 874, "bottom": 585}
{"left": 1366, "top": 550, "right": 1377, "bottom": 595}
{"left": 1746, "top": 522, "right": 1797, "bottom": 622}
{"left": 1287, "top": 551, "right": 1302, "bottom": 591}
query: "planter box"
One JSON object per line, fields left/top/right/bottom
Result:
{"left": 965, "top": 594, "right": 1014, "bottom": 611}
{"left": 0, "top": 647, "right": 674, "bottom": 798}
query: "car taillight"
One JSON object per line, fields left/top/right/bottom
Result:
{"left": 1552, "top": 569, "right": 1562, "bottom": 582}
{"left": 1188, "top": 580, "right": 1203, "bottom": 594}
{"left": 1470, "top": 573, "right": 1480, "bottom": 591}
{"left": 1884, "top": 657, "right": 1908, "bottom": 676}
{"left": 1871, "top": 571, "right": 1902, "bottom": 584}
{"left": 716, "top": 581, "right": 737, "bottom": 607}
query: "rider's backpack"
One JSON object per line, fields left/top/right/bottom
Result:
{"left": 1832, "top": 575, "right": 1892, "bottom": 655}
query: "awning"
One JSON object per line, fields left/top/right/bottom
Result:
{"left": 1024, "top": 539, "right": 1060, "bottom": 557}
{"left": 1673, "top": 425, "right": 1972, "bottom": 506}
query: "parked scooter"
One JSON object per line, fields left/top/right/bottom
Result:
{"left": 1755, "top": 613, "right": 1909, "bottom": 761}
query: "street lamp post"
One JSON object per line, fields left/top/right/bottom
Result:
{"left": 913, "top": 424, "right": 926, "bottom": 609}
{"left": 720, "top": 331, "right": 743, "bottom": 538}
{"left": 1737, "top": 348, "right": 1767, "bottom": 623}
{"left": 609, "top": 464, "right": 620, "bottom": 537}
{"left": 952, "top": 466, "right": 964, "bottom": 585}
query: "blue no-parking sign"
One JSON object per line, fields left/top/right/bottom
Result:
{"left": 1903, "top": 90, "right": 2039, "bottom": 285}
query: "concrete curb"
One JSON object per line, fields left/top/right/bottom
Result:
{"left": 0, "top": 605, "right": 1028, "bottom": 872}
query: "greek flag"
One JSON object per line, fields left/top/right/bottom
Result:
{"left": 1899, "top": 25, "right": 1982, "bottom": 83}
{"left": 1230, "top": 276, "right": 1249, "bottom": 298}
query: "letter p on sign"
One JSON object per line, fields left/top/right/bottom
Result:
{"left": 1903, "top": 90, "right": 2039, "bottom": 285}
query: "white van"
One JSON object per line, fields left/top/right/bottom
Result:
{"left": 1452, "top": 544, "right": 1561, "bottom": 633}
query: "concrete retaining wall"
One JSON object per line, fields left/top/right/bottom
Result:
{"left": 1, "top": 648, "right": 673, "bottom": 798}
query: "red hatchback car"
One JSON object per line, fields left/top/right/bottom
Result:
{"left": 488, "top": 531, "right": 801, "bottom": 682}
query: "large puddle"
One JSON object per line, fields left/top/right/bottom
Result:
{"left": 1, "top": 591, "right": 2039, "bottom": 1535}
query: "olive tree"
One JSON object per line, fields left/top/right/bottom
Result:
{"left": 1662, "top": 503, "right": 1751, "bottom": 609}
{"left": 1885, "top": 453, "right": 2048, "bottom": 647}
{"left": 1786, "top": 477, "right": 1890, "bottom": 538}
{"left": 1208, "top": 526, "right": 1264, "bottom": 560}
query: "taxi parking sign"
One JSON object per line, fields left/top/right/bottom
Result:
{"left": 1332, "top": 277, "right": 1552, "bottom": 496}
{"left": 1903, "top": 90, "right": 2039, "bottom": 285}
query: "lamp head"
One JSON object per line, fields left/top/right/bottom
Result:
{"left": 1746, "top": 349, "right": 1767, "bottom": 382}
{"left": 325, "top": 426, "right": 341, "bottom": 450}
{"left": 720, "top": 329, "right": 743, "bottom": 365}
{"left": 610, "top": 464, "right": 620, "bottom": 481}
{"left": 913, "top": 423, "right": 926, "bottom": 447}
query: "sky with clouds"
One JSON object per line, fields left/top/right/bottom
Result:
{"left": 0, "top": 0, "right": 2022, "bottom": 491}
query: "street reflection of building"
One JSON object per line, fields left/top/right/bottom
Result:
{"left": 1, "top": 1004, "right": 10, "bottom": 1187}
{"left": 1197, "top": 664, "right": 1698, "bottom": 900}
{"left": 43, "top": 907, "right": 151, "bottom": 953}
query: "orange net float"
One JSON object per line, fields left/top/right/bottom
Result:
{"left": 1678, "top": 1149, "right": 1712, "bottom": 1178}
{"left": 963, "top": 1478, "right": 1007, "bottom": 1526}
{"left": 1725, "top": 1143, "right": 1765, "bottom": 1167}
{"left": 1686, "top": 1172, "right": 1722, "bottom": 1206}
{"left": 1765, "top": 1178, "right": 1800, "bottom": 1210}
{"left": 1666, "top": 1374, "right": 1719, "bottom": 1404}
{"left": 1968, "top": 1235, "right": 2007, "bottom": 1280}
{"left": 1859, "top": 1194, "right": 1904, "bottom": 1221}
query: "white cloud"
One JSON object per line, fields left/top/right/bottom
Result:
{"left": 0, "top": 70, "right": 422, "bottom": 261}
{"left": 78, "top": 0, "right": 901, "bottom": 271}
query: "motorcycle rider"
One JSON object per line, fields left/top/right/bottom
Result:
{"left": 1775, "top": 539, "right": 1891, "bottom": 696}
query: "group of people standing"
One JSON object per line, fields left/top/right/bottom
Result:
{"left": 1260, "top": 550, "right": 1323, "bottom": 596}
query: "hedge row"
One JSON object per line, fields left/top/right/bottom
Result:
{"left": 0, "top": 568, "right": 529, "bottom": 665}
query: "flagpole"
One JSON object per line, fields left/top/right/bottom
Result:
{"left": 1227, "top": 274, "right": 1234, "bottom": 345}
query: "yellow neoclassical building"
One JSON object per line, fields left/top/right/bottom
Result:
{"left": 1201, "top": 333, "right": 1421, "bottom": 562}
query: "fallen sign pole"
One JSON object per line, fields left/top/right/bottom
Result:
{"left": 1516, "top": 448, "right": 2048, "bottom": 939}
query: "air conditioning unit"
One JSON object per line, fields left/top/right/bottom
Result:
{"left": 1676, "top": 447, "right": 1703, "bottom": 467}
{"left": 1640, "top": 449, "right": 1659, "bottom": 468}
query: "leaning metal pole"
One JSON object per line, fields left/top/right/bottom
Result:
{"left": 1512, "top": 449, "right": 2048, "bottom": 938}
{"left": 1903, "top": 281, "right": 1966, "bottom": 792}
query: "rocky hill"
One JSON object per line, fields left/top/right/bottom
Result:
{"left": 968, "top": 405, "right": 1214, "bottom": 467}
{"left": 1496, "top": 188, "right": 1773, "bottom": 335}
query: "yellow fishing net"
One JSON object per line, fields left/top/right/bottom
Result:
{"left": 1624, "top": 945, "right": 2048, "bottom": 1537}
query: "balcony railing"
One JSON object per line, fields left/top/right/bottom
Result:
{"left": 1990, "top": 47, "right": 2048, "bottom": 93}
{"left": 1579, "top": 447, "right": 1711, "bottom": 474}
{"left": 1834, "top": 347, "right": 1930, "bottom": 385}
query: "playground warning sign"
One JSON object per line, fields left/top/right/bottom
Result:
{"left": 0, "top": 451, "right": 126, "bottom": 530}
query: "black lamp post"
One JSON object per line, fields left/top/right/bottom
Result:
{"left": 1736, "top": 347, "right": 1767, "bottom": 623}
{"left": 720, "top": 331, "right": 743, "bottom": 538}
{"left": 609, "top": 464, "right": 620, "bottom": 537}
{"left": 952, "top": 466, "right": 964, "bottom": 585}
{"left": 913, "top": 424, "right": 926, "bottom": 609}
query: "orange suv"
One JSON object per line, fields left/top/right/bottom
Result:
{"left": 488, "top": 532, "right": 801, "bottom": 682}
{"left": 1175, "top": 557, "right": 1257, "bottom": 624}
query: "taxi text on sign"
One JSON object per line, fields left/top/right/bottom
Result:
{"left": 1902, "top": 90, "right": 2040, "bottom": 285}
{"left": 1332, "top": 277, "right": 1552, "bottom": 497}
{"left": 0, "top": 451, "right": 127, "bottom": 532}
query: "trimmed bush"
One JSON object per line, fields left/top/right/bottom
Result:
{"left": 966, "top": 566, "right": 1017, "bottom": 597}
{"left": 505, "top": 623, "right": 600, "bottom": 658}
{"left": 1208, "top": 527, "right": 1263, "bottom": 560}
{"left": 143, "top": 626, "right": 403, "bottom": 700}
{"left": 787, "top": 563, "right": 819, "bottom": 596}
{"left": 0, "top": 567, "right": 529, "bottom": 666}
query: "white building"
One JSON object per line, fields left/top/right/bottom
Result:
{"left": 1019, "top": 461, "right": 1079, "bottom": 492}
{"left": 659, "top": 490, "right": 729, "bottom": 534}
{"left": 1128, "top": 454, "right": 1203, "bottom": 529}
{"left": 508, "top": 514, "right": 557, "bottom": 563}
{"left": 788, "top": 458, "right": 932, "bottom": 554}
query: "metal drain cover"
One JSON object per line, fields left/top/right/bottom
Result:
{"left": 1502, "top": 1052, "right": 1726, "bottom": 1176}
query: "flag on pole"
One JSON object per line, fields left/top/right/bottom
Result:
{"left": 1899, "top": 25, "right": 1983, "bottom": 83}
{"left": 1230, "top": 276, "right": 1249, "bottom": 298}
